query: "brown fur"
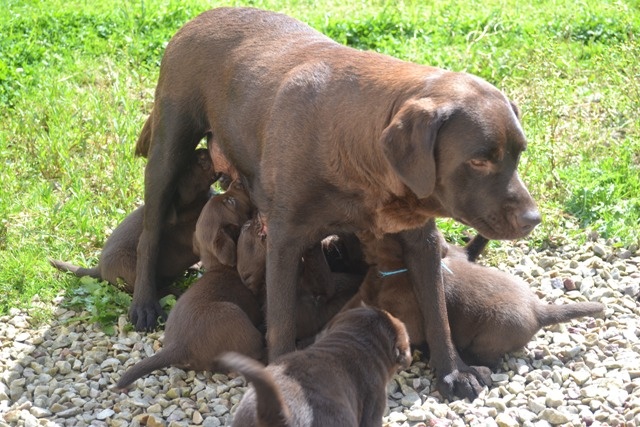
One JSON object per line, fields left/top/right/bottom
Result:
{"left": 116, "top": 188, "right": 263, "bottom": 390}
{"left": 193, "top": 180, "right": 254, "bottom": 269}
{"left": 345, "top": 233, "right": 604, "bottom": 369}
{"left": 115, "top": 264, "right": 265, "bottom": 390}
{"left": 237, "top": 217, "right": 362, "bottom": 345}
{"left": 321, "top": 233, "right": 369, "bottom": 276}
{"left": 50, "top": 149, "right": 215, "bottom": 295}
{"left": 132, "top": 7, "right": 540, "bottom": 399}
{"left": 217, "top": 306, "right": 412, "bottom": 427}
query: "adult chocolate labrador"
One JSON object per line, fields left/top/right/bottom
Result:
{"left": 132, "top": 7, "right": 540, "bottom": 399}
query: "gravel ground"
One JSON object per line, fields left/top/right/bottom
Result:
{"left": 1, "top": 237, "right": 639, "bottom": 427}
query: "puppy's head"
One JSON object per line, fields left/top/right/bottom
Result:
{"left": 194, "top": 180, "right": 255, "bottom": 269}
{"left": 380, "top": 72, "right": 540, "bottom": 240}
{"left": 237, "top": 216, "right": 267, "bottom": 297}
{"left": 174, "top": 148, "right": 217, "bottom": 206}
{"left": 325, "top": 306, "right": 412, "bottom": 371}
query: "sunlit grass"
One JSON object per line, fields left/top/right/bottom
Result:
{"left": 1, "top": 0, "right": 638, "bottom": 323}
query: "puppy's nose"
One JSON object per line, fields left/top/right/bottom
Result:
{"left": 517, "top": 209, "right": 541, "bottom": 233}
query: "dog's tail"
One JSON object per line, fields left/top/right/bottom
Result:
{"left": 49, "top": 259, "right": 101, "bottom": 280}
{"left": 536, "top": 301, "right": 604, "bottom": 327}
{"left": 115, "top": 349, "right": 176, "bottom": 391}
{"left": 217, "top": 352, "right": 290, "bottom": 427}
{"left": 464, "top": 234, "right": 490, "bottom": 262}
{"left": 134, "top": 115, "right": 153, "bottom": 157}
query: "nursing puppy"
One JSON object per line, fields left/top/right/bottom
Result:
{"left": 237, "top": 217, "right": 362, "bottom": 344}
{"left": 218, "top": 306, "right": 412, "bottom": 427}
{"left": 346, "top": 233, "right": 605, "bottom": 369}
{"left": 193, "top": 179, "right": 254, "bottom": 269}
{"left": 50, "top": 148, "right": 215, "bottom": 295}
{"left": 133, "top": 7, "right": 541, "bottom": 399}
{"left": 116, "top": 186, "right": 262, "bottom": 390}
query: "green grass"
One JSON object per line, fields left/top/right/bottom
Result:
{"left": 1, "top": 0, "right": 638, "bottom": 324}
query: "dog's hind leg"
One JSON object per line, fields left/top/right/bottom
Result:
{"left": 130, "top": 101, "right": 206, "bottom": 331}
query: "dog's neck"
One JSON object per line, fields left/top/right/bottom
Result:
{"left": 371, "top": 192, "right": 448, "bottom": 237}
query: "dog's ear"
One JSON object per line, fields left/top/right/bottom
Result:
{"left": 379, "top": 99, "right": 443, "bottom": 199}
{"left": 213, "top": 228, "right": 237, "bottom": 267}
{"left": 394, "top": 342, "right": 412, "bottom": 369}
{"left": 509, "top": 100, "right": 521, "bottom": 120}
{"left": 165, "top": 205, "right": 179, "bottom": 225}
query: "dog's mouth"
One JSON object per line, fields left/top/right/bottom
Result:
{"left": 455, "top": 215, "right": 513, "bottom": 241}
{"left": 459, "top": 213, "right": 538, "bottom": 241}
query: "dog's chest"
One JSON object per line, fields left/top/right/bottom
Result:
{"left": 370, "top": 195, "right": 440, "bottom": 236}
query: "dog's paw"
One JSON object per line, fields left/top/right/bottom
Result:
{"left": 128, "top": 300, "right": 166, "bottom": 331}
{"left": 437, "top": 367, "right": 487, "bottom": 401}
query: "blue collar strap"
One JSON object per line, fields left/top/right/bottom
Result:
{"left": 377, "top": 261, "right": 454, "bottom": 278}
{"left": 377, "top": 268, "right": 408, "bottom": 278}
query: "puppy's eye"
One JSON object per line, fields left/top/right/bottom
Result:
{"left": 224, "top": 197, "right": 236, "bottom": 207}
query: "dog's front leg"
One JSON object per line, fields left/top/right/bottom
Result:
{"left": 265, "top": 222, "right": 306, "bottom": 360}
{"left": 131, "top": 106, "right": 202, "bottom": 331}
{"left": 399, "top": 219, "right": 486, "bottom": 401}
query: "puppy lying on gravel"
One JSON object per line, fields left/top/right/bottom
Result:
{"left": 50, "top": 148, "right": 216, "bottom": 295}
{"left": 237, "top": 216, "right": 363, "bottom": 344}
{"left": 218, "top": 306, "right": 412, "bottom": 427}
{"left": 116, "top": 183, "right": 262, "bottom": 390}
{"left": 346, "top": 232, "right": 605, "bottom": 368}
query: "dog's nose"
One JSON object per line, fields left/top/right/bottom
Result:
{"left": 517, "top": 209, "right": 541, "bottom": 233}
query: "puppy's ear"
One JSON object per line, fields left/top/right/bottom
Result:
{"left": 394, "top": 343, "right": 412, "bottom": 370}
{"left": 509, "top": 100, "right": 521, "bottom": 120}
{"left": 213, "top": 228, "right": 237, "bottom": 267}
{"left": 166, "top": 205, "right": 178, "bottom": 226}
{"left": 379, "top": 99, "right": 443, "bottom": 199}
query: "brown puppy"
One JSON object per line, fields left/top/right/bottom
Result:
{"left": 346, "top": 233, "right": 605, "bottom": 369}
{"left": 116, "top": 187, "right": 262, "bottom": 390}
{"left": 116, "top": 265, "right": 265, "bottom": 390}
{"left": 321, "top": 233, "right": 369, "bottom": 276}
{"left": 193, "top": 180, "right": 254, "bottom": 269}
{"left": 132, "top": 7, "right": 540, "bottom": 399}
{"left": 237, "top": 217, "right": 362, "bottom": 344}
{"left": 50, "top": 148, "right": 215, "bottom": 295}
{"left": 218, "top": 306, "right": 412, "bottom": 427}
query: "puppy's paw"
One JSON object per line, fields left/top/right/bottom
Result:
{"left": 437, "top": 367, "right": 487, "bottom": 401}
{"left": 128, "top": 300, "right": 166, "bottom": 331}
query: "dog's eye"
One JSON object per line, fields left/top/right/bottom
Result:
{"left": 467, "top": 158, "right": 492, "bottom": 172}
{"left": 224, "top": 197, "right": 236, "bottom": 207}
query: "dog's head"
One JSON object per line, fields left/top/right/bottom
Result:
{"left": 174, "top": 148, "right": 217, "bottom": 206}
{"left": 380, "top": 72, "right": 540, "bottom": 240}
{"left": 194, "top": 180, "right": 255, "bottom": 269}
{"left": 325, "top": 305, "right": 412, "bottom": 372}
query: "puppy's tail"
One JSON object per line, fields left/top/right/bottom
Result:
{"left": 134, "top": 115, "right": 153, "bottom": 157}
{"left": 49, "top": 259, "right": 101, "bottom": 280}
{"left": 536, "top": 301, "right": 604, "bottom": 327}
{"left": 116, "top": 349, "right": 175, "bottom": 390}
{"left": 217, "top": 352, "right": 290, "bottom": 427}
{"left": 464, "top": 235, "right": 489, "bottom": 262}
